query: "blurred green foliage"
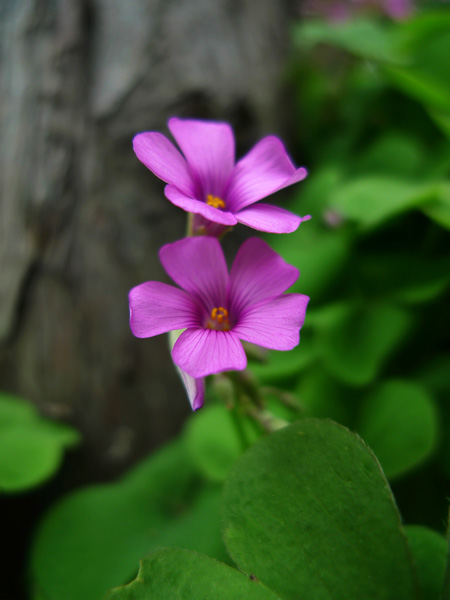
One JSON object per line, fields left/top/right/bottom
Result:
{"left": 0, "top": 393, "right": 79, "bottom": 493}
{"left": 261, "top": 5, "right": 450, "bottom": 518}
{"left": 27, "top": 6, "right": 450, "bottom": 600}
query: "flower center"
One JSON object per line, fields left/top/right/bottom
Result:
{"left": 206, "top": 306, "right": 230, "bottom": 331}
{"left": 206, "top": 194, "right": 226, "bottom": 210}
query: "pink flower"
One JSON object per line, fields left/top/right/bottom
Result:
{"left": 129, "top": 236, "right": 309, "bottom": 405}
{"left": 133, "top": 118, "right": 309, "bottom": 235}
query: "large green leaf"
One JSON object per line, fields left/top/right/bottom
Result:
{"left": 222, "top": 419, "right": 417, "bottom": 600}
{"left": 405, "top": 525, "right": 447, "bottom": 600}
{"left": 313, "top": 302, "right": 411, "bottom": 386}
{"left": 358, "top": 380, "right": 439, "bottom": 479}
{"left": 30, "top": 439, "right": 227, "bottom": 600}
{"left": 105, "top": 548, "right": 281, "bottom": 600}
{"left": 0, "top": 393, "right": 80, "bottom": 493}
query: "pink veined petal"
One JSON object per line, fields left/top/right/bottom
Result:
{"left": 164, "top": 185, "right": 237, "bottom": 226}
{"left": 235, "top": 203, "right": 309, "bottom": 233}
{"left": 172, "top": 328, "right": 247, "bottom": 378}
{"left": 225, "top": 136, "right": 308, "bottom": 212}
{"left": 168, "top": 117, "right": 235, "bottom": 198}
{"left": 234, "top": 294, "right": 310, "bottom": 351}
{"left": 129, "top": 282, "right": 199, "bottom": 338}
{"left": 133, "top": 132, "right": 194, "bottom": 196}
{"left": 159, "top": 237, "right": 229, "bottom": 312}
{"left": 228, "top": 238, "right": 300, "bottom": 316}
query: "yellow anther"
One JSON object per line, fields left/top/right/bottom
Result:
{"left": 206, "top": 194, "right": 226, "bottom": 210}
{"left": 207, "top": 306, "right": 230, "bottom": 331}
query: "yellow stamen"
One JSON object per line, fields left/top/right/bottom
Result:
{"left": 206, "top": 194, "right": 226, "bottom": 210}
{"left": 208, "top": 306, "right": 230, "bottom": 331}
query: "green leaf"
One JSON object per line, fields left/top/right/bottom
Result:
{"left": 30, "top": 439, "right": 227, "bottom": 600}
{"left": 404, "top": 525, "right": 447, "bottom": 600}
{"left": 295, "top": 367, "right": 352, "bottom": 425}
{"left": 222, "top": 419, "right": 417, "bottom": 600}
{"left": 293, "top": 19, "right": 406, "bottom": 64}
{"left": 386, "top": 64, "right": 450, "bottom": 114}
{"left": 351, "top": 133, "right": 425, "bottom": 178}
{"left": 313, "top": 302, "right": 412, "bottom": 386}
{"left": 0, "top": 393, "right": 80, "bottom": 493}
{"left": 248, "top": 341, "right": 315, "bottom": 386}
{"left": 358, "top": 380, "right": 439, "bottom": 480}
{"left": 0, "top": 392, "right": 36, "bottom": 425}
{"left": 442, "top": 513, "right": 450, "bottom": 600}
{"left": 429, "top": 110, "right": 450, "bottom": 142}
{"left": 384, "top": 23, "right": 450, "bottom": 114}
{"left": 105, "top": 548, "right": 281, "bottom": 600}
{"left": 329, "top": 176, "right": 439, "bottom": 228}
{"left": 267, "top": 220, "right": 350, "bottom": 300}
{"left": 422, "top": 182, "right": 450, "bottom": 230}
{"left": 184, "top": 404, "right": 256, "bottom": 482}
{"left": 357, "top": 252, "right": 450, "bottom": 305}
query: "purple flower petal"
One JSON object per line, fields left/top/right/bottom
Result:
{"left": 164, "top": 185, "right": 237, "bottom": 226}
{"left": 129, "top": 282, "right": 199, "bottom": 338}
{"left": 234, "top": 294, "right": 310, "bottom": 350}
{"left": 168, "top": 118, "right": 235, "bottom": 197}
{"left": 180, "top": 372, "right": 205, "bottom": 410}
{"left": 172, "top": 328, "right": 247, "bottom": 378}
{"left": 159, "top": 236, "right": 229, "bottom": 311}
{"left": 168, "top": 329, "right": 205, "bottom": 410}
{"left": 228, "top": 238, "right": 299, "bottom": 316}
{"left": 225, "top": 136, "right": 308, "bottom": 212}
{"left": 235, "top": 203, "right": 306, "bottom": 233}
{"left": 133, "top": 132, "right": 194, "bottom": 196}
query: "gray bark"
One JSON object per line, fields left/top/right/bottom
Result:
{"left": 0, "top": 0, "right": 292, "bottom": 477}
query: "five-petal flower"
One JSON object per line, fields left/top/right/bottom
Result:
{"left": 129, "top": 236, "right": 309, "bottom": 390}
{"left": 133, "top": 118, "right": 309, "bottom": 235}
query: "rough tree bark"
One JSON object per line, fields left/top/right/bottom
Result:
{"left": 0, "top": 0, "right": 294, "bottom": 478}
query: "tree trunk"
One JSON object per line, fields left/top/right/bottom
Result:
{"left": 0, "top": 0, "right": 293, "bottom": 479}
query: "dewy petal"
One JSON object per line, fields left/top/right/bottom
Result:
{"left": 172, "top": 328, "right": 247, "bottom": 378}
{"left": 168, "top": 330, "right": 205, "bottom": 411}
{"left": 235, "top": 203, "right": 308, "bottom": 233}
{"left": 159, "top": 237, "right": 229, "bottom": 311}
{"left": 225, "top": 136, "right": 308, "bottom": 212}
{"left": 168, "top": 117, "right": 235, "bottom": 197}
{"left": 228, "top": 238, "right": 299, "bottom": 316}
{"left": 164, "top": 185, "right": 237, "bottom": 226}
{"left": 129, "top": 282, "right": 199, "bottom": 338}
{"left": 234, "top": 294, "right": 310, "bottom": 350}
{"left": 133, "top": 132, "right": 194, "bottom": 196}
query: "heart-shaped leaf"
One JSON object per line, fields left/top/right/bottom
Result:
{"left": 223, "top": 419, "right": 417, "bottom": 600}
{"left": 105, "top": 548, "right": 281, "bottom": 600}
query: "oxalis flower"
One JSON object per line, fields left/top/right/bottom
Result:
{"left": 129, "top": 236, "right": 309, "bottom": 409}
{"left": 133, "top": 118, "right": 310, "bottom": 236}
